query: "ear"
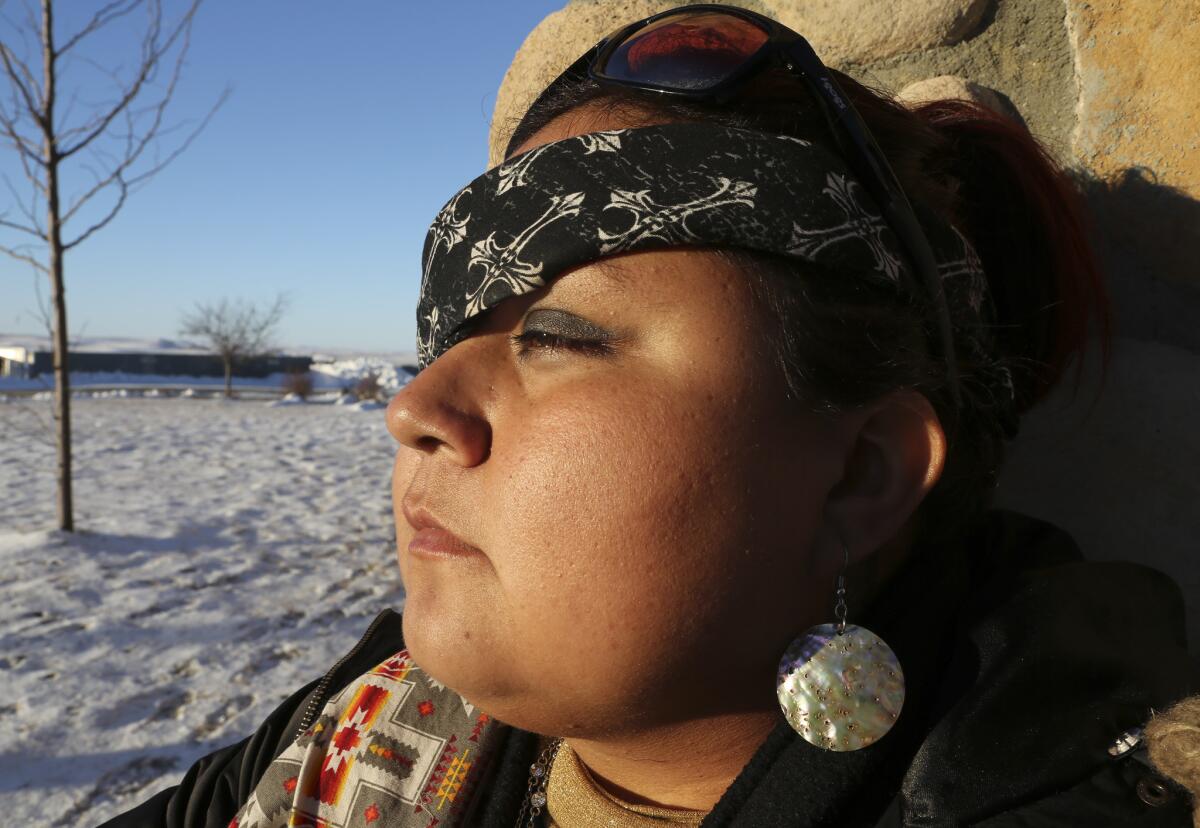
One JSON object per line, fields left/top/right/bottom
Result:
{"left": 822, "top": 390, "right": 946, "bottom": 562}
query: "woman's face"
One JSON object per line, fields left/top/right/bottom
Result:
{"left": 387, "top": 240, "right": 850, "bottom": 736}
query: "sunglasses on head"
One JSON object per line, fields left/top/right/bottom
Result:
{"left": 510, "top": 3, "right": 963, "bottom": 407}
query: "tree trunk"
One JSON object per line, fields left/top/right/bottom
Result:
{"left": 223, "top": 358, "right": 232, "bottom": 398}
{"left": 49, "top": 218, "right": 71, "bottom": 532}
{"left": 43, "top": 0, "right": 73, "bottom": 532}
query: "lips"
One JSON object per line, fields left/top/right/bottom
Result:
{"left": 402, "top": 500, "right": 483, "bottom": 559}
{"left": 408, "top": 526, "right": 484, "bottom": 558}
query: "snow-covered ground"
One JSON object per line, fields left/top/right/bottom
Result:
{"left": 0, "top": 397, "right": 406, "bottom": 826}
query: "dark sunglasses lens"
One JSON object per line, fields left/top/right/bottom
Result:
{"left": 599, "top": 11, "right": 769, "bottom": 91}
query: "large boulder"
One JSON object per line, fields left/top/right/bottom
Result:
{"left": 897, "top": 75, "right": 1019, "bottom": 121}
{"left": 1066, "top": 0, "right": 1199, "bottom": 201}
{"left": 490, "top": 0, "right": 990, "bottom": 166}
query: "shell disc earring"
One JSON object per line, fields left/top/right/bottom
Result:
{"left": 775, "top": 543, "right": 905, "bottom": 751}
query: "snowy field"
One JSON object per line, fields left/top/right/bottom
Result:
{"left": 0, "top": 396, "right": 406, "bottom": 826}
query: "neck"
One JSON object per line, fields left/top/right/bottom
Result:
{"left": 563, "top": 707, "right": 780, "bottom": 812}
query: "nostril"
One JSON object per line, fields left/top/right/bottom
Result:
{"left": 415, "top": 434, "right": 444, "bottom": 453}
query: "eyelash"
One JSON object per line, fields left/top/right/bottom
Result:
{"left": 509, "top": 330, "right": 614, "bottom": 358}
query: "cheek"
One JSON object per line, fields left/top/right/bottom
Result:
{"left": 496, "top": 384, "right": 725, "bottom": 586}
{"left": 482, "top": 376, "right": 825, "bottom": 714}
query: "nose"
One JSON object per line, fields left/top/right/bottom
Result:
{"left": 386, "top": 340, "right": 492, "bottom": 467}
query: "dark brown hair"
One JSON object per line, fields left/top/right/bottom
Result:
{"left": 502, "top": 69, "right": 1111, "bottom": 544}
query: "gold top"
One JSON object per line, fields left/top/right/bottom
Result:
{"left": 545, "top": 740, "right": 708, "bottom": 827}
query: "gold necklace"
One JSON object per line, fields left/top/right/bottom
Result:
{"left": 516, "top": 738, "right": 707, "bottom": 827}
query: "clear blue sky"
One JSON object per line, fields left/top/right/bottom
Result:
{"left": 0, "top": 1, "right": 565, "bottom": 353}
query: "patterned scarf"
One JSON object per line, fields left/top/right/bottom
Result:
{"left": 230, "top": 650, "right": 503, "bottom": 828}
{"left": 416, "top": 122, "right": 1013, "bottom": 426}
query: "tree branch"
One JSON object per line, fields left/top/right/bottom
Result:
{"left": 2, "top": 171, "right": 45, "bottom": 232}
{"left": 0, "top": 241, "right": 47, "bottom": 272}
{"left": 54, "top": 55, "right": 128, "bottom": 142}
{"left": 62, "top": 174, "right": 126, "bottom": 250}
{"left": 61, "top": 149, "right": 128, "bottom": 226}
{"left": 57, "top": 0, "right": 202, "bottom": 161}
{"left": 125, "top": 85, "right": 229, "bottom": 190}
{"left": 0, "top": 42, "right": 44, "bottom": 129}
{"left": 56, "top": 0, "right": 144, "bottom": 57}
{"left": 0, "top": 95, "right": 45, "bottom": 165}
{"left": 61, "top": 83, "right": 228, "bottom": 233}
{"left": 0, "top": 212, "right": 41, "bottom": 237}
{"left": 9, "top": 126, "right": 48, "bottom": 196}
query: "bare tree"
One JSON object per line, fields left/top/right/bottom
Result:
{"left": 180, "top": 295, "right": 288, "bottom": 398}
{"left": 0, "top": 0, "right": 228, "bottom": 531}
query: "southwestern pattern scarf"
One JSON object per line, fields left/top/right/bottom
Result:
{"left": 230, "top": 650, "right": 502, "bottom": 828}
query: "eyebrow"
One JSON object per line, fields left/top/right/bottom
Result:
{"left": 586, "top": 259, "right": 636, "bottom": 288}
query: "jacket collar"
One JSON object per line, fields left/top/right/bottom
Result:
{"left": 702, "top": 509, "right": 1198, "bottom": 826}
{"left": 893, "top": 509, "right": 1197, "bottom": 823}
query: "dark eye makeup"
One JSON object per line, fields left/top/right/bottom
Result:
{"left": 510, "top": 308, "right": 618, "bottom": 358}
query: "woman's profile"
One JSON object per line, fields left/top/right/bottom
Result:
{"left": 105, "top": 5, "right": 1197, "bottom": 826}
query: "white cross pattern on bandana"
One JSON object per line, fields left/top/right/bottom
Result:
{"left": 788, "top": 172, "right": 903, "bottom": 282}
{"left": 599, "top": 176, "right": 757, "bottom": 255}
{"left": 464, "top": 191, "right": 586, "bottom": 318}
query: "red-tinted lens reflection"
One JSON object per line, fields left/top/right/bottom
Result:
{"left": 599, "top": 11, "right": 769, "bottom": 91}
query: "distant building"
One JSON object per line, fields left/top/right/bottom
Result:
{"left": 0, "top": 344, "right": 31, "bottom": 378}
{"left": 0, "top": 335, "right": 311, "bottom": 380}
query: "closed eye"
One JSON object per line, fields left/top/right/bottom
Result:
{"left": 509, "top": 330, "right": 614, "bottom": 358}
{"left": 510, "top": 307, "right": 622, "bottom": 360}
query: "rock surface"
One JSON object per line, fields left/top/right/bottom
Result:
{"left": 1065, "top": 0, "right": 1200, "bottom": 307}
{"left": 1066, "top": 0, "right": 1200, "bottom": 199}
{"left": 766, "top": 0, "right": 989, "bottom": 63}
{"left": 490, "top": 0, "right": 679, "bottom": 167}
{"left": 845, "top": 0, "right": 1075, "bottom": 157}
{"left": 489, "top": 0, "right": 990, "bottom": 166}
{"left": 897, "top": 74, "right": 1021, "bottom": 122}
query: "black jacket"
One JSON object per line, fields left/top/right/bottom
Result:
{"left": 103, "top": 510, "right": 1197, "bottom": 827}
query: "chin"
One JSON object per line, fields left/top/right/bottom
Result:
{"left": 401, "top": 593, "right": 517, "bottom": 711}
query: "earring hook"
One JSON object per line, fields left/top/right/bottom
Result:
{"left": 834, "top": 542, "right": 849, "bottom": 635}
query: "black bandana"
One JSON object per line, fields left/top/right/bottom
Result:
{"left": 417, "top": 123, "right": 1012, "bottom": 414}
